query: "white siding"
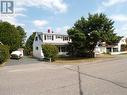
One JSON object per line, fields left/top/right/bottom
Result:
{"left": 42, "top": 34, "right": 71, "bottom": 44}
{"left": 33, "top": 32, "right": 71, "bottom": 58}
{"left": 33, "top": 33, "right": 44, "bottom": 59}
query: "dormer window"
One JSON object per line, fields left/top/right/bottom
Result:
{"left": 47, "top": 35, "right": 52, "bottom": 40}
{"left": 56, "top": 35, "right": 62, "bottom": 39}
{"left": 63, "top": 36, "right": 69, "bottom": 41}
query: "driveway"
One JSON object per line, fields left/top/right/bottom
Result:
{"left": 0, "top": 55, "right": 127, "bottom": 95}
{"left": 6, "top": 56, "right": 44, "bottom": 66}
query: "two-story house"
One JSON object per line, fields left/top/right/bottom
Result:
{"left": 33, "top": 30, "right": 71, "bottom": 59}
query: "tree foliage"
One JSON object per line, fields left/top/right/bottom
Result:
{"left": 0, "top": 21, "right": 21, "bottom": 52}
{"left": 42, "top": 44, "right": 58, "bottom": 61}
{"left": 16, "top": 26, "right": 26, "bottom": 47}
{"left": 25, "top": 32, "right": 36, "bottom": 55}
{"left": 0, "top": 45, "right": 9, "bottom": 64}
{"left": 67, "top": 13, "right": 121, "bottom": 57}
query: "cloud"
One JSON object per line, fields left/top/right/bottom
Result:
{"left": 102, "top": 0, "right": 127, "bottom": 7}
{"left": 0, "top": 0, "right": 67, "bottom": 26}
{"left": 115, "top": 24, "right": 127, "bottom": 37}
{"left": 33, "top": 20, "right": 48, "bottom": 27}
{"left": 110, "top": 15, "right": 127, "bottom": 22}
{"left": 95, "top": 0, "right": 127, "bottom": 13}
{"left": 0, "top": 5, "right": 27, "bottom": 26}
{"left": 110, "top": 14, "right": 127, "bottom": 37}
{"left": 95, "top": 6, "right": 106, "bottom": 13}
{"left": 0, "top": 14, "right": 25, "bottom": 26}
{"left": 16, "top": 0, "right": 67, "bottom": 13}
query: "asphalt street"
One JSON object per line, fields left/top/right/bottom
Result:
{"left": 0, "top": 55, "right": 127, "bottom": 95}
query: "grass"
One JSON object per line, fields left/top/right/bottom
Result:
{"left": 0, "top": 62, "right": 6, "bottom": 67}
{"left": 54, "top": 54, "right": 115, "bottom": 64}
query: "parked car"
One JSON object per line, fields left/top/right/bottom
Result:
{"left": 10, "top": 50, "right": 23, "bottom": 59}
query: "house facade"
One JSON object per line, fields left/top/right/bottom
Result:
{"left": 95, "top": 38, "right": 127, "bottom": 55}
{"left": 33, "top": 31, "right": 71, "bottom": 59}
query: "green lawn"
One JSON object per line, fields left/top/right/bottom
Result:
{"left": 54, "top": 54, "right": 115, "bottom": 64}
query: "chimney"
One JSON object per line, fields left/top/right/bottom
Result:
{"left": 48, "top": 29, "right": 50, "bottom": 33}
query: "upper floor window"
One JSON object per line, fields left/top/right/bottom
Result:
{"left": 44, "top": 35, "right": 46, "bottom": 40}
{"left": 56, "top": 35, "right": 62, "bottom": 39}
{"left": 47, "top": 35, "right": 52, "bottom": 40}
{"left": 63, "top": 36, "right": 69, "bottom": 41}
{"left": 44, "top": 35, "right": 53, "bottom": 40}
{"left": 52, "top": 35, "right": 54, "bottom": 40}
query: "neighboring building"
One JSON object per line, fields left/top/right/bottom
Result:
{"left": 33, "top": 30, "right": 71, "bottom": 59}
{"left": 95, "top": 42, "right": 107, "bottom": 54}
{"left": 95, "top": 37, "right": 127, "bottom": 55}
{"left": 110, "top": 37, "right": 127, "bottom": 55}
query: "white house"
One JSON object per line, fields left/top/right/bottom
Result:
{"left": 94, "top": 42, "right": 107, "bottom": 54}
{"left": 95, "top": 37, "right": 127, "bottom": 55}
{"left": 110, "top": 37, "right": 127, "bottom": 55}
{"left": 33, "top": 30, "right": 71, "bottom": 59}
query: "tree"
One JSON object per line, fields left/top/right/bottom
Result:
{"left": 67, "top": 13, "right": 121, "bottom": 57}
{"left": 16, "top": 26, "right": 26, "bottom": 47}
{"left": 25, "top": 32, "right": 36, "bottom": 55}
{"left": 0, "top": 21, "right": 21, "bottom": 52}
{"left": 0, "top": 45, "right": 9, "bottom": 64}
{"left": 42, "top": 44, "right": 59, "bottom": 61}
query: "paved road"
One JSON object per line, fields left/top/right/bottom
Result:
{"left": 0, "top": 55, "right": 127, "bottom": 95}
{"left": 6, "top": 56, "right": 43, "bottom": 66}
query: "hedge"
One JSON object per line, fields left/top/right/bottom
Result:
{"left": 0, "top": 45, "right": 9, "bottom": 64}
{"left": 42, "top": 44, "right": 58, "bottom": 61}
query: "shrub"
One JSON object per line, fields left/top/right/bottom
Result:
{"left": 42, "top": 44, "right": 59, "bottom": 61}
{"left": 0, "top": 45, "right": 9, "bottom": 64}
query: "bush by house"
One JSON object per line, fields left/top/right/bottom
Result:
{"left": 0, "top": 45, "right": 9, "bottom": 64}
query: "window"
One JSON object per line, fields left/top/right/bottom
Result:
{"left": 56, "top": 35, "right": 62, "bottom": 39}
{"left": 113, "top": 48, "right": 118, "bottom": 52}
{"left": 58, "top": 47, "right": 61, "bottom": 52}
{"left": 61, "top": 46, "right": 67, "bottom": 52}
{"left": 69, "top": 38, "right": 71, "bottom": 41}
{"left": 47, "top": 35, "right": 52, "bottom": 40}
{"left": 36, "top": 47, "right": 38, "bottom": 50}
{"left": 58, "top": 46, "right": 67, "bottom": 52}
{"left": 63, "top": 36, "right": 69, "bottom": 41}
{"left": 44, "top": 35, "right": 46, "bottom": 40}
{"left": 44, "top": 35, "right": 53, "bottom": 40}
{"left": 61, "top": 47, "right": 65, "bottom": 52}
{"left": 52, "top": 35, "right": 54, "bottom": 40}
{"left": 35, "top": 37, "right": 38, "bottom": 41}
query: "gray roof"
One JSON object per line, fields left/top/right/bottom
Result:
{"left": 36, "top": 32, "right": 68, "bottom": 36}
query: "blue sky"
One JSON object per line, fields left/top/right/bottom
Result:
{"left": 1, "top": 0, "right": 127, "bottom": 37}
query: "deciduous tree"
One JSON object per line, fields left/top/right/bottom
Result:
{"left": 0, "top": 22, "right": 21, "bottom": 52}
{"left": 25, "top": 32, "right": 36, "bottom": 55}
